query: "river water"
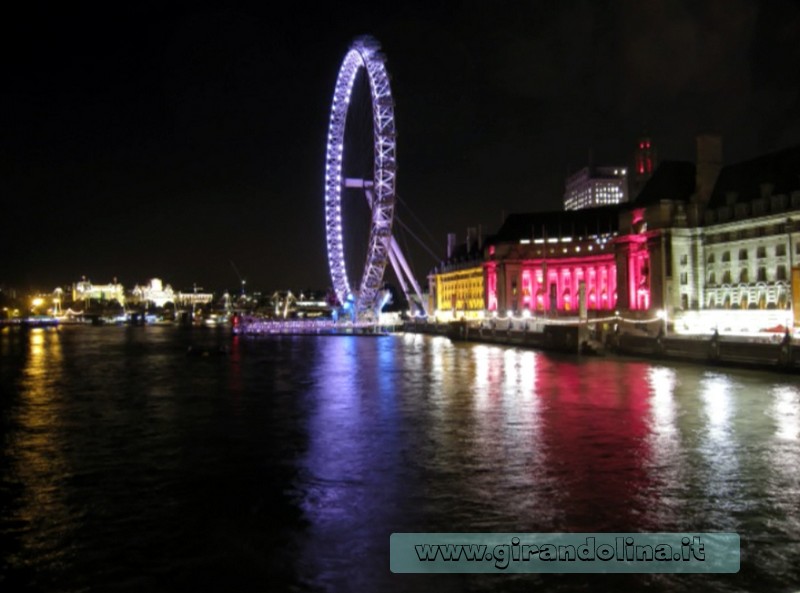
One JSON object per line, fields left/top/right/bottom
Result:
{"left": 0, "top": 325, "right": 798, "bottom": 592}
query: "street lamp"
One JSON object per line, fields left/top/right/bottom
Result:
{"left": 31, "top": 297, "right": 44, "bottom": 315}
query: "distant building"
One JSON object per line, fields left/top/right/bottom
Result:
{"left": 564, "top": 166, "right": 629, "bottom": 210}
{"left": 131, "top": 278, "right": 175, "bottom": 307}
{"left": 72, "top": 279, "right": 125, "bottom": 305}
{"left": 174, "top": 291, "right": 214, "bottom": 307}
{"left": 263, "top": 290, "right": 333, "bottom": 319}
{"left": 429, "top": 228, "right": 485, "bottom": 321}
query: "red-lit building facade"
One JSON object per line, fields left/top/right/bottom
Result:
{"left": 483, "top": 206, "right": 664, "bottom": 316}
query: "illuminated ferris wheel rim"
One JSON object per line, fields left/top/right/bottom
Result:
{"left": 324, "top": 36, "right": 397, "bottom": 313}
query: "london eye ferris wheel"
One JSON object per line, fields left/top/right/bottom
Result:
{"left": 323, "top": 36, "right": 426, "bottom": 318}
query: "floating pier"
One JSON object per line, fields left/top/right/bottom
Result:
{"left": 232, "top": 317, "right": 392, "bottom": 336}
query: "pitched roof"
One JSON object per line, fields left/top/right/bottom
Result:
{"left": 489, "top": 205, "right": 619, "bottom": 244}
{"left": 633, "top": 161, "right": 696, "bottom": 205}
{"left": 707, "top": 145, "right": 800, "bottom": 207}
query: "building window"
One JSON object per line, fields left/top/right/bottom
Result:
{"left": 776, "top": 244, "right": 787, "bottom": 257}
{"left": 722, "top": 271, "right": 732, "bottom": 284}
{"left": 708, "top": 272, "right": 716, "bottom": 285}
{"left": 738, "top": 249, "right": 748, "bottom": 260}
{"left": 707, "top": 253, "right": 715, "bottom": 264}
{"left": 757, "top": 267, "right": 767, "bottom": 282}
{"left": 680, "top": 254, "right": 688, "bottom": 265}
{"left": 756, "top": 246, "right": 766, "bottom": 258}
{"left": 722, "top": 251, "right": 731, "bottom": 262}
{"left": 777, "top": 266, "right": 787, "bottom": 281}
{"left": 680, "top": 272, "right": 688, "bottom": 285}
{"left": 681, "top": 294, "right": 689, "bottom": 310}
{"left": 739, "top": 268, "right": 749, "bottom": 283}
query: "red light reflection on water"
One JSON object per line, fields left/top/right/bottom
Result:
{"left": 532, "top": 358, "right": 657, "bottom": 531}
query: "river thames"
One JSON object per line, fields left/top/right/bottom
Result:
{"left": 1, "top": 325, "right": 798, "bottom": 592}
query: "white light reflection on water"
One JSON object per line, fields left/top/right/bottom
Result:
{"left": 469, "top": 345, "right": 552, "bottom": 530}
{"left": 502, "top": 348, "right": 537, "bottom": 399}
{"left": 428, "top": 335, "right": 449, "bottom": 379}
{"left": 697, "top": 373, "right": 741, "bottom": 527}
{"left": 472, "top": 344, "right": 499, "bottom": 407}
{"left": 643, "top": 366, "right": 682, "bottom": 526}
{"left": 425, "top": 336, "right": 456, "bottom": 422}
{"left": 648, "top": 366, "right": 679, "bottom": 442}
{"left": 772, "top": 385, "right": 800, "bottom": 442}
{"left": 700, "top": 375, "right": 735, "bottom": 443}
{"left": 766, "top": 385, "right": 800, "bottom": 524}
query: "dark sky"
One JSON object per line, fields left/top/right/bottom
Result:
{"left": 3, "top": 0, "right": 800, "bottom": 293}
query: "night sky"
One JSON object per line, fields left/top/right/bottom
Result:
{"left": 3, "top": 1, "right": 800, "bottom": 294}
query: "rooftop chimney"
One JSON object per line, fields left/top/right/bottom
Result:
{"left": 446, "top": 233, "right": 457, "bottom": 259}
{"left": 695, "top": 134, "right": 723, "bottom": 205}
{"left": 466, "top": 227, "right": 477, "bottom": 253}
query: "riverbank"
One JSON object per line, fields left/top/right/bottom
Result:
{"left": 404, "top": 320, "right": 800, "bottom": 373}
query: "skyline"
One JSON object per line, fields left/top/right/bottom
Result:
{"left": 3, "top": 1, "right": 800, "bottom": 292}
